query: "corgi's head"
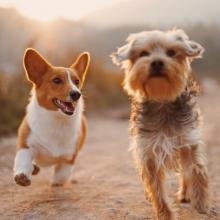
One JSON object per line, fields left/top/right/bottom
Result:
{"left": 24, "top": 48, "right": 90, "bottom": 115}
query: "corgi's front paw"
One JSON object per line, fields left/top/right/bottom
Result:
{"left": 14, "top": 173, "right": 31, "bottom": 186}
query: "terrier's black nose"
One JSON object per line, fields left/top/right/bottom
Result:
{"left": 69, "top": 90, "right": 81, "bottom": 101}
{"left": 151, "top": 60, "right": 164, "bottom": 72}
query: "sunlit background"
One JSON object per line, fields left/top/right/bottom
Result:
{"left": 1, "top": 2, "right": 220, "bottom": 219}
{"left": 0, "top": 0, "right": 122, "bottom": 21}
{"left": 0, "top": 0, "right": 220, "bottom": 135}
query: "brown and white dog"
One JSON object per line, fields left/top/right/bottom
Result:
{"left": 14, "top": 48, "right": 90, "bottom": 187}
{"left": 111, "top": 29, "right": 209, "bottom": 220}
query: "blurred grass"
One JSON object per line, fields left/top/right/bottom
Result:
{"left": 0, "top": 73, "right": 30, "bottom": 136}
{"left": 84, "top": 62, "right": 127, "bottom": 111}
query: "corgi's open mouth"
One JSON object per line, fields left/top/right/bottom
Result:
{"left": 52, "top": 98, "right": 75, "bottom": 115}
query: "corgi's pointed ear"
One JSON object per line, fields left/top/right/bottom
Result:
{"left": 23, "top": 48, "right": 51, "bottom": 85}
{"left": 71, "top": 52, "right": 90, "bottom": 85}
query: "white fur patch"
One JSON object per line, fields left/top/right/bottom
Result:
{"left": 26, "top": 91, "right": 83, "bottom": 167}
{"left": 66, "top": 69, "right": 81, "bottom": 102}
{"left": 66, "top": 69, "right": 80, "bottom": 92}
{"left": 130, "top": 128, "right": 203, "bottom": 170}
{"left": 52, "top": 163, "right": 72, "bottom": 185}
{"left": 14, "top": 148, "right": 33, "bottom": 178}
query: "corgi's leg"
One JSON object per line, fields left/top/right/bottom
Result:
{"left": 32, "top": 164, "right": 40, "bottom": 175}
{"left": 14, "top": 148, "right": 34, "bottom": 186}
{"left": 51, "top": 163, "right": 72, "bottom": 186}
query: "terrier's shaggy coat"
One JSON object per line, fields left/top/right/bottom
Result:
{"left": 112, "top": 29, "right": 209, "bottom": 220}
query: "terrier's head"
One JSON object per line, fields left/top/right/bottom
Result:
{"left": 111, "top": 29, "right": 204, "bottom": 102}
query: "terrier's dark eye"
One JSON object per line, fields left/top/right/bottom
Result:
{"left": 167, "top": 49, "right": 176, "bottom": 57}
{"left": 52, "top": 77, "right": 62, "bottom": 84}
{"left": 75, "top": 79, "right": 80, "bottom": 85}
{"left": 140, "top": 51, "right": 150, "bottom": 57}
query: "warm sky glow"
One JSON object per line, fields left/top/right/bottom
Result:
{"left": 0, "top": 0, "right": 122, "bottom": 22}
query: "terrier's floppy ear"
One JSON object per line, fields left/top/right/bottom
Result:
{"left": 183, "top": 40, "right": 204, "bottom": 58}
{"left": 173, "top": 29, "right": 204, "bottom": 59}
{"left": 71, "top": 52, "right": 90, "bottom": 86}
{"left": 111, "top": 34, "right": 137, "bottom": 69}
{"left": 23, "top": 48, "right": 51, "bottom": 86}
{"left": 111, "top": 42, "right": 133, "bottom": 67}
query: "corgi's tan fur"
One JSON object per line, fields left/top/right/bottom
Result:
{"left": 14, "top": 48, "right": 90, "bottom": 186}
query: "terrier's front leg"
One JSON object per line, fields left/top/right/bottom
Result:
{"left": 14, "top": 148, "right": 33, "bottom": 186}
{"left": 51, "top": 163, "right": 72, "bottom": 187}
{"left": 135, "top": 148, "right": 175, "bottom": 220}
{"left": 176, "top": 175, "right": 190, "bottom": 203}
{"left": 178, "top": 146, "right": 210, "bottom": 213}
{"left": 177, "top": 147, "right": 191, "bottom": 203}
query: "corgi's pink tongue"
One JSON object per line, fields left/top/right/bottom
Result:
{"left": 65, "top": 102, "right": 75, "bottom": 112}
{"left": 53, "top": 98, "right": 75, "bottom": 115}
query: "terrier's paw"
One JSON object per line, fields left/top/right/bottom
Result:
{"left": 14, "top": 173, "right": 31, "bottom": 187}
{"left": 194, "top": 201, "right": 210, "bottom": 214}
{"left": 157, "top": 207, "right": 175, "bottom": 220}
{"left": 70, "top": 179, "right": 78, "bottom": 184}
{"left": 144, "top": 191, "right": 152, "bottom": 202}
{"left": 51, "top": 182, "right": 64, "bottom": 187}
{"left": 157, "top": 212, "right": 175, "bottom": 220}
{"left": 178, "top": 197, "right": 190, "bottom": 203}
{"left": 32, "top": 164, "right": 40, "bottom": 175}
{"left": 176, "top": 193, "right": 190, "bottom": 204}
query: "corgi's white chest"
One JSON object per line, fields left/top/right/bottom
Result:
{"left": 26, "top": 94, "right": 82, "bottom": 165}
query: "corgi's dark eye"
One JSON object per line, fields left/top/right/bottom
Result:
{"left": 52, "top": 77, "right": 62, "bottom": 84}
{"left": 75, "top": 79, "right": 80, "bottom": 85}
{"left": 167, "top": 49, "right": 176, "bottom": 57}
{"left": 140, "top": 51, "right": 150, "bottom": 57}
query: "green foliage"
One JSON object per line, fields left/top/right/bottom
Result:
{"left": 0, "top": 73, "right": 30, "bottom": 136}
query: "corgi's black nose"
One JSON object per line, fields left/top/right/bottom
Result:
{"left": 69, "top": 90, "right": 81, "bottom": 101}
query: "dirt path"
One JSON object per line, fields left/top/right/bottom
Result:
{"left": 0, "top": 80, "right": 220, "bottom": 220}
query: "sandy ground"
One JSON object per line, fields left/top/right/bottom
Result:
{"left": 0, "top": 80, "right": 220, "bottom": 220}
